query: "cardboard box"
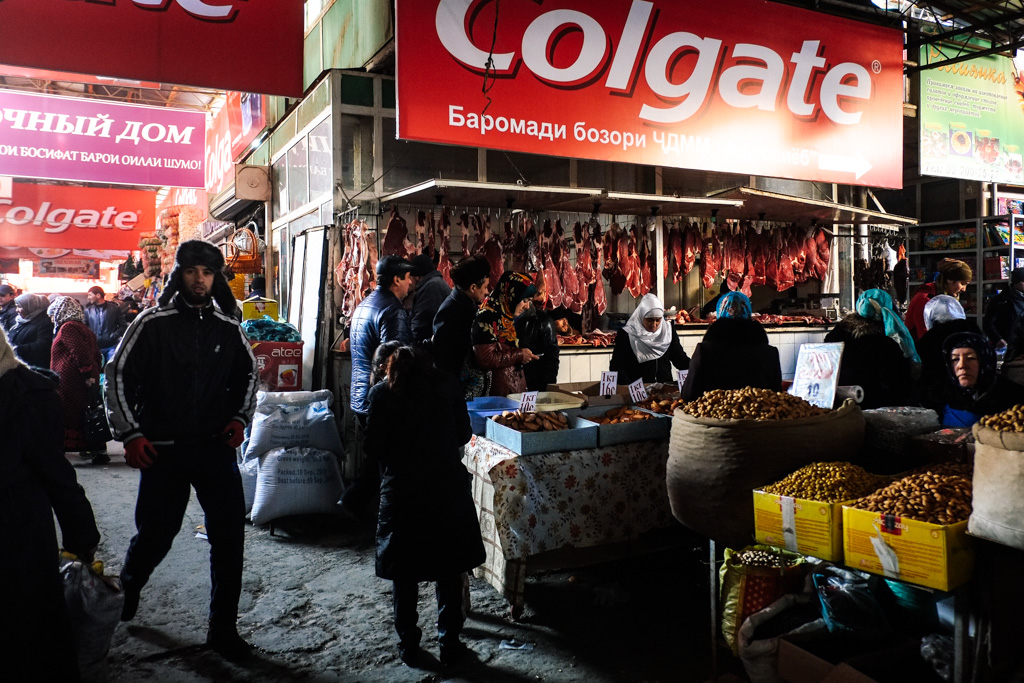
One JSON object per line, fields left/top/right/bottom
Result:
{"left": 567, "top": 405, "right": 670, "bottom": 446}
{"left": 546, "top": 381, "right": 629, "bottom": 407}
{"left": 249, "top": 340, "right": 303, "bottom": 391}
{"left": 922, "top": 229, "right": 951, "bottom": 249}
{"left": 242, "top": 297, "right": 279, "bottom": 321}
{"left": 484, "top": 413, "right": 598, "bottom": 455}
{"left": 842, "top": 506, "right": 973, "bottom": 592}
{"left": 778, "top": 633, "right": 934, "bottom": 683}
{"left": 753, "top": 491, "right": 849, "bottom": 562}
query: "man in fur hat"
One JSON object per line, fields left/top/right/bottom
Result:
{"left": 105, "top": 239, "right": 258, "bottom": 660}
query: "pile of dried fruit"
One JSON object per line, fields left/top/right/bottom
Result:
{"left": 732, "top": 548, "right": 798, "bottom": 569}
{"left": 761, "top": 462, "right": 888, "bottom": 503}
{"left": 682, "top": 387, "right": 830, "bottom": 421}
{"left": 589, "top": 406, "right": 657, "bottom": 424}
{"left": 636, "top": 396, "right": 686, "bottom": 414}
{"left": 491, "top": 410, "right": 569, "bottom": 432}
{"left": 849, "top": 470, "right": 972, "bottom": 525}
{"left": 979, "top": 405, "right": 1024, "bottom": 432}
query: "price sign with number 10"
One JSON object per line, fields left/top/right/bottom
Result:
{"left": 628, "top": 379, "right": 649, "bottom": 403}
{"left": 519, "top": 391, "right": 538, "bottom": 413}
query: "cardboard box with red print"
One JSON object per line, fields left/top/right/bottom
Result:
{"left": 249, "top": 341, "right": 303, "bottom": 391}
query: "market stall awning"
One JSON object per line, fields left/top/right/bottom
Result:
{"left": 379, "top": 180, "right": 745, "bottom": 215}
{"left": 706, "top": 187, "right": 918, "bottom": 226}
{"left": 379, "top": 179, "right": 606, "bottom": 213}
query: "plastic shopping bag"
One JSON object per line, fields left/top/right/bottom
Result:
{"left": 61, "top": 554, "right": 124, "bottom": 683}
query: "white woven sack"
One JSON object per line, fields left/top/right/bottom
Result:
{"left": 250, "top": 447, "right": 344, "bottom": 526}
{"left": 245, "top": 390, "right": 344, "bottom": 460}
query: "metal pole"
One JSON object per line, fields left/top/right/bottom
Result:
{"left": 709, "top": 539, "right": 718, "bottom": 683}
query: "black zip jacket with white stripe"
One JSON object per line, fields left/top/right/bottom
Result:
{"left": 105, "top": 294, "right": 257, "bottom": 444}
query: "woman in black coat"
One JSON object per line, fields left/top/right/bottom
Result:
{"left": 364, "top": 345, "right": 485, "bottom": 668}
{"left": 610, "top": 293, "right": 689, "bottom": 384}
{"left": 682, "top": 292, "right": 781, "bottom": 401}
{"left": 8, "top": 292, "right": 54, "bottom": 369}
{"left": 915, "top": 295, "right": 982, "bottom": 410}
{"left": 0, "top": 329, "right": 101, "bottom": 681}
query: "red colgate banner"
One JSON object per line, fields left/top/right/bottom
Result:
{"left": 397, "top": 0, "right": 904, "bottom": 188}
{"left": 0, "top": 1, "right": 303, "bottom": 97}
{"left": 0, "top": 182, "right": 156, "bottom": 250}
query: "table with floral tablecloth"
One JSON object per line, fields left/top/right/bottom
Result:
{"left": 464, "top": 434, "right": 674, "bottom": 615}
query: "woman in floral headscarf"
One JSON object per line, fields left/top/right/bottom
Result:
{"left": 471, "top": 272, "right": 541, "bottom": 396}
{"left": 682, "top": 291, "right": 780, "bottom": 400}
{"left": 47, "top": 296, "right": 103, "bottom": 458}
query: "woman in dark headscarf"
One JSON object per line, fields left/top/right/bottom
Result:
{"left": 938, "top": 332, "right": 1018, "bottom": 427}
{"left": 471, "top": 272, "right": 540, "bottom": 396}
{"left": 824, "top": 288, "right": 916, "bottom": 409}
{"left": 681, "top": 291, "right": 781, "bottom": 400}
{"left": 8, "top": 292, "right": 53, "bottom": 369}
{"left": 914, "top": 295, "right": 982, "bottom": 410}
{"left": 610, "top": 293, "right": 689, "bottom": 385}
{"left": 47, "top": 296, "right": 103, "bottom": 458}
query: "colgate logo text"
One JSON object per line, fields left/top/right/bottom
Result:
{"left": 436, "top": 0, "right": 873, "bottom": 125}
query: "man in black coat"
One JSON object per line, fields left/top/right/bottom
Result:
{"left": 431, "top": 255, "right": 491, "bottom": 382}
{"left": 0, "top": 329, "right": 101, "bottom": 681}
{"left": 106, "top": 240, "right": 258, "bottom": 660}
{"left": 85, "top": 286, "right": 128, "bottom": 364}
{"left": 983, "top": 267, "right": 1024, "bottom": 351}
{"left": 0, "top": 283, "right": 16, "bottom": 332}
{"left": 409, "top": 253, "right": 452, "bottom": 344}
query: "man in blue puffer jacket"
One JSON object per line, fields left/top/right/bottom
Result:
{"left": 340, "top": 255, "right": 414, "bottom": 520}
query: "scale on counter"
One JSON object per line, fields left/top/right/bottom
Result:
{"left": 780, "top": 293, "right": 840, "bottom": 321}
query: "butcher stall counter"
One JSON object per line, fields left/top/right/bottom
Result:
{"left": 465, "top": 432, "right": 675, "bottom": 617}
{"left": 555, "top": 324, "right": 833, "bottom": 384}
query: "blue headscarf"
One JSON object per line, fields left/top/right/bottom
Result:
{"left": 716, "top": 292, "right": 752, "bottom": 320}
{"left": 856, "top": 289, "right": 920, "bottom": 363}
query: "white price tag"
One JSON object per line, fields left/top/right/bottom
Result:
{"left": 628, "top": 379, "right": 649, "bottom": 403}
{"left": 676, "top": 370, "right": 688, "bottom": 395}
{"left": 599, "top": 371, "right": 618, "bottom": 397}
{"left": 788, "top": 342, "right": 844, "bottom": 409}
{"left": 519, "top": 391, "right": 538, "bottom": 413}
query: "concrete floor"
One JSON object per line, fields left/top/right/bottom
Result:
{"left": 67, "top": 442, "right": 733, "bottom": 683}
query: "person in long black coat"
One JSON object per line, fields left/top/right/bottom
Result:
{"left": 8, "top": 292, "right": 54, "bottom": 369}
{"left": 682, "top": 292, "right": 781, "bottom": 401}
{"left": 0, "top": 329, "right": 101, "bottom": 681}
{"left": 363, "top": 345, "right": 485, "bottom": 669}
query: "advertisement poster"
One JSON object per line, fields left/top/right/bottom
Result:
{"left": 0, "top": 90, "right": 206, "bottom": 188}
{"left": 34, "top": 257, "right": 101, "bottom": 279}
{"left": 0, "top": 181, "right": 157, "bottom": 250}
{"left": 396, "top": 0, "right": 905, "bottom": 187}
{"left": 919, "top": 44, "right": 1024, "bottom": 184}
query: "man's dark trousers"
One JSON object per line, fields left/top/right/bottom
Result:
{"left": 120, "top": 440, "right": 244, "bottom": 630}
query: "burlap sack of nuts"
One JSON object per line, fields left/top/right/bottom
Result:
{"left": 971, "top": 413, "right": 1024, "bottom": 550}
{"left": 666, "top": 393, "right": 864, "bottom": 548}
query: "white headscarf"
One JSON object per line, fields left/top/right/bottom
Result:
{"left": 923, "top": 295, "right": 965, "bottom": 331}
{"left": 622, "top": 293, "right": 674, "bottom": 363}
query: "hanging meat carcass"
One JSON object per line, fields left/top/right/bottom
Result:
{"left": 683, "top": 222, "right": 699, "bottom": 275}
{"left": 555, "top": 220, "right": 581, "bottom": 312}
{"left": 471, "top": 213, "right": 487, "bottom": 255}
{"left": 382, "top": 207, "right": 414, "bottom": 258}
{"left": 482, "top": 215, "right": 505, "bottom": 289}
{"left": 790, "top": 225, "right": 809, "bottom": 284}
{"left": 426, "top": 210, "right": 437, "bottom": 260}
{"left": 665, "top": 222, "right": 683, "bottom": 284}
{"left": 775, "top": 225, "right": 797, "bottom": 292}
{"left": 362, "top": 223, "right": 378, "bottom": 297}
{"left": 458, "top": 213, "right": 471, "bottom": 256}
{"left": 638, "top": 224, "right": 653, "bottom": 296}
{"left": 813, "top": 227, "right": 832, "bottom": 280}
{"left": 574, "top": 221, "right": 596, "bottom": 292}
{"left": 415, "top": 211, "right": 428, "bottom": 257}
{"left": 592, "top": 222, "right": 608, "bottom": 315}
{"left": 801, "top": 227, "right": 819, "bottom": 282}
{"left": 524, "top": 217, "right": 542, "bottom": 273}
{"left": 438, "top": 210, "right": 454, "bottom": 287}
{"left": 699, "top": 222, "right": 723, "bottom": 289}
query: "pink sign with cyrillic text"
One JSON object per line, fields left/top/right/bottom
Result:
{"left": 0, "top": 90, "right": 206, "bottom": 188}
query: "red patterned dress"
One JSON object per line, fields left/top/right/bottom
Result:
{"left": 50, "top": 320, "right": 100, "bottom": 451}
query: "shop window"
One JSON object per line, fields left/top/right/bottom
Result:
{"left": 308, "top": 118, "right": 333, "bottom": 202}
{"left": 340, "top": 75, "right": 374, "bottom": 107}
{"left": 288, "top": 137, "right": 310, "bottom": 214}
{"left": 382, "top": 79, "right": 396, "bottom": 109}
{"left": 339, "top": 114, "right": 374, "bottom": 194}
{"left": 382, "top": 118, "right": 477, "bottom": 192}
{"left": 272, "top": 154, "right": 288, "bottom": 221}
{"left": 486, "top": 150, "right": 568, "bottom": 186}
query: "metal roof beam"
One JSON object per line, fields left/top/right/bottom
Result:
{"left": 906, "top": 6, "right": 1024, "bottom": 47}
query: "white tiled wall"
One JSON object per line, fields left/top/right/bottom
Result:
{"left": 555, "top": 327, "right": 831, "bottom": 384}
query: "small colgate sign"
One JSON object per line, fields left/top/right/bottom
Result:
{"left": 0, "top": 182, "right": 156, "bottom": 250}
{"left": 398, "top": 0, "right": 904, "bottom": 188}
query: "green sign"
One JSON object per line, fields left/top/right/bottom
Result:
{"left": 919, "top": 44, "right": 1024, "bottom": 184}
